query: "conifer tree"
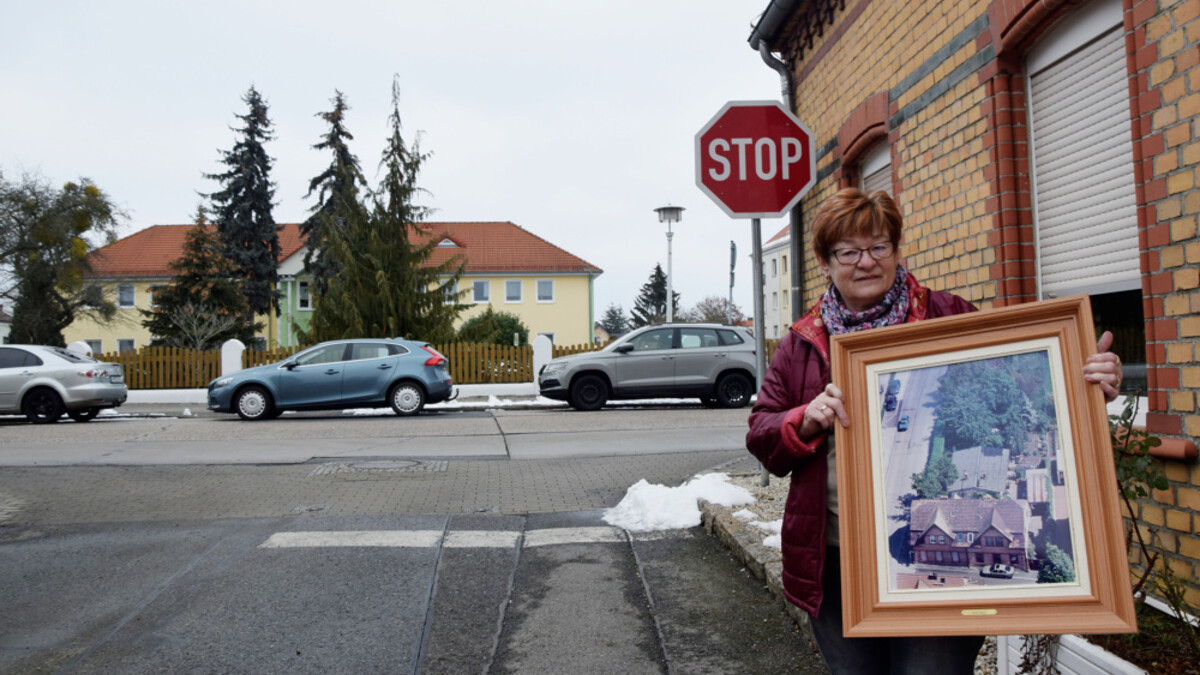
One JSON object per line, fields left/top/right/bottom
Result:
{"left": 141, "top": 208, "right": 260, "bottom": 349}
{"left": 302, "top": 90, "right": 367, "bottom": 295}
{"left": 599, "top": 303, "right": 629, "bottom": 337}
{"left": 205, "top": 86, "right": 281, "bottom": 317}
{"left": 303, "top": 79, "right": 465, "bottom": 343}
{"left": 629, "top": 264, "right": 679, "bottom": 327}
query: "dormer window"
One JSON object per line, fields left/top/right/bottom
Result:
{"left": 436, "top": 238, "right": 459, "bottom": 248}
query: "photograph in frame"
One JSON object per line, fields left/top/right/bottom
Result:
{"left": 830, "top": 296, "right": 1136, "bottom": 637}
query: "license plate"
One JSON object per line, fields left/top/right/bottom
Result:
{"left": 110, "top": 375, "right": 124, "bottom": 384}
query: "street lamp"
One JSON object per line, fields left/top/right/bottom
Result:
{"left": 654, "top": 205, "right": 684, "bottom": 322}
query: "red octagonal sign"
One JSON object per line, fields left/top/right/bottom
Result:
{"left": 695, "top": 100, "right": 816, "bottom": 219}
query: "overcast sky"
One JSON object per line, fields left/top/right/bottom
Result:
{"left": 2, "top": 1, "right": 786, "bottom": 320}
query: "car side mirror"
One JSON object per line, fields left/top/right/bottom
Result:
{"left": 615, "top": 344, "right": 633, "bottom": 353}
{"left": 282, "top": 361, "right": 297, "bottom": 370}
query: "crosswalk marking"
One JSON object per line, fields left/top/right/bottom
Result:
{"left": 259, "top": 527, "right": 626, "bottom": 550}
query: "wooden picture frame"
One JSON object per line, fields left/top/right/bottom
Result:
{"left": 829, "top": 296, "right": 1136, "bottom": 637}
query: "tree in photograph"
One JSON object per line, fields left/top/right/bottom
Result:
{"left": 303, "top": 79, "right": 465, "bottom": 343}
{"left": 629, "top": 263, "right": 679, "bottom": 327}
{"left": 140, "top": 209, "right": 260, "bottom": 349}
{"left": 598, "top": 302, "right": 629, "bottom": 337}
{"left": 1, "top": 173, "right": 122, "bottom": 345}
{"left": 456, "top": 307, "right": 530, "bottom": 346}
{"left": 1037, "top": 543, "right": 1076, "bottom": 584}
{"left": 911, "top": 454, "right": 959, "bottom": 499}
{"left": 205, "top": 85, "right": 281, "bottom": 317}
{"left": 302, "top": 90, "right": 368, "bottom": 295}
{"left": 683, "top": 295, "right": 746, "bottom": 324}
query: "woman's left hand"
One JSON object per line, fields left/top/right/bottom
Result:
{"left": 1085, "top": 331, "right": 1123, "bottom": 403}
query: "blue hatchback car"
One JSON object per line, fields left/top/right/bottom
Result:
{"left": 207, "top": 338, "right": 456, "bottom": 420}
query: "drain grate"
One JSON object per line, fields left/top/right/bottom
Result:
{"left": 309, "top": 459, "right": 449, "bottom": 477}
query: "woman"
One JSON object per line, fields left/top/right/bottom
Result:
{"left": 746, "top": 188, "right": 1122, "bottom": 673}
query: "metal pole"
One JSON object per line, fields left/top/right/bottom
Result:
{"left": 751, "top": 218, "right": 769, "bottom": 487}
{"left": 666, "top": 225, "right": 674, "bottom": 323}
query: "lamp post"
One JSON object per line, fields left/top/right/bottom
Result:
{"left": 654, "top": 205, "right": 684, "bottom": 322}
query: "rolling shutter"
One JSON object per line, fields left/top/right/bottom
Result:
{"left": 859, "top": 143, "right": 892, "bottom": 195}
{"left": 1028, "top": 24, "right": 1140, "bottom": 298}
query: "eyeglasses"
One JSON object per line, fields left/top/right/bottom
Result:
{"left": 829, "top": 242, "right": 895, "bottom": 265}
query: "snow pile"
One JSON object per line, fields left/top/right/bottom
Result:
{"left": 602, "top": 472, "right": 755, "bottom": 532}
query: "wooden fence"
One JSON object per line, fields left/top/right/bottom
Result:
{"left": 102, "top": 338, "right": 778, "bottom": 389}
{"left": 100, "top": 346, "right": 222, "bottom": 390}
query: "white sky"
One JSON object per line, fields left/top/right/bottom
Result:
{"left": 1, "top": 1, "right": 786, "bottom": 320}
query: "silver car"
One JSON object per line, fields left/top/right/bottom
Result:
{"left": 0, "top": 345, "right": 128, "bottom": 423}
{"left": 538, "top": 323, "right": 757, "bottom": 410}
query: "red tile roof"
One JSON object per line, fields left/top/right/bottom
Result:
{"left": 85, "top": 221, "right": 601, "bottom": 279}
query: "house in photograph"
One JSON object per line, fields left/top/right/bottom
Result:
{"left": 65, "top": 221, "right": 601, "bottom": 352}
{"left": 908, "top": 498, "right": 1032, "bottom": 571}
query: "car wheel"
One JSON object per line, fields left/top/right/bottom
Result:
{"left": 716, "top": 373, "right": 753, "bottom": 408}
{"left": 389, "top": 381, "right": 426, "bottom": 416}
{"left": 22, "top": 388, "right": 64, "bottom": 424}
{"left": 234, "top": 386, "right": 274, "bottom": 421}
{"left": 569, "top": 375, "right": 608, "bottom": 411}
{"left": 67, "top": 407, "right": 100, "bottom": 423}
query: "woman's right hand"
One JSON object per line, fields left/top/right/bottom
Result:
{"left": 799, "top": 382, "right": 850, "bottom": 440}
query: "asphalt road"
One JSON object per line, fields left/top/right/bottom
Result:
{"left": 0, "top": 407, "right": 827, "bottom": 674}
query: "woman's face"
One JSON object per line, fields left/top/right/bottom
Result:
{"left": 819, "top": 230, "right": 900, "bottom": 313}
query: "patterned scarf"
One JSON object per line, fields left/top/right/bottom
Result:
{"left": 820, "top": 265, "right": 910, "bottom": 335}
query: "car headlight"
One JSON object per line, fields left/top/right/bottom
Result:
{"left": 211, "top": 377, "right": 233, "bottom": 389}
{"left": 540, "top": 362, "right": 565, "bottom": 377}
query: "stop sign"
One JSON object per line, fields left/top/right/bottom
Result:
{"left": 695, "top": 101, "right": 816, "bottom": 219}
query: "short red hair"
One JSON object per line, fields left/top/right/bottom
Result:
{"left": 810, "top": 188, "right": 903, "bottom": 264}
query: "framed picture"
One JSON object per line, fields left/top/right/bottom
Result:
{"left": 829, "top": 296, "right": 1136, "bottom": 637}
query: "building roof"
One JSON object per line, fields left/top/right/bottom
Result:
{"left": 948, "top": 446, "right": 1010, "bottom": 496}
{"left": 84, "top": 221, "right": 601, "bottom": 279}
{"left": 910, "top": 498, "right": 1028, "bottom": 549}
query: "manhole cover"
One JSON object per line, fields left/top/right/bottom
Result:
{"left": 309, "top": 460, "right": 448, "bottom": 476}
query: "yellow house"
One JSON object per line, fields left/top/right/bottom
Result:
{"left": 67, "top": 221, "right": 602, "bottom": 351}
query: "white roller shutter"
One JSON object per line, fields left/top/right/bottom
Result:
{"left": 859, "top": 143, "right": 892, "bottom": 195}
{"left": 1028, "top": 20, "right": 1139, "bottom": 298}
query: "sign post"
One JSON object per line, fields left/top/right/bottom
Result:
{"left": 695, "top": 101, "right": 816, "bottom": 484}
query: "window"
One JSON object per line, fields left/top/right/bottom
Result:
{"left": 628, "top": 328, "right": 673, "bottom": 352}
{"left": 717, "top": 329, "right": 744, "bottom": 345}
{"left": 443, "top": 281, "right": 459, "bottom": 304}
{"left": 935, "top": 551, "right": 944, "bottom": 562}
{"left": 146, "top": 286, "right": 166, "bottom": 308}
{"left": 952, "top": 551, "right": 960, "bottom": 563}
{"left": 536, "top": 279, "right": 554, "bottom": 302}
{"left": 771, "top": 259, "right": 777, "bottom": 277}
{"left": 0, "top": 347, "right": 34, "bottom": 368}
{"left": 679, "top": 327, "right": 720, "bottom": 349}
{"left": 117, "top": 339, "right": 134, "bottom": 353}
{"left": 956, "top": 533, "right": 965, "bottom": 543}
{"left": 298, "top": 281, "right": 311, "bottom": 310}
{"left": 1026, "top": 0, "right": 1142, "bottom": 393}
{"left": 473, "top": 280, "right": 490, "bottom": 303}
{"left": 772, "top": 292, "right": 778, "bottom": 310}
{"left": 505, "top": 280, "right": 522, "bottom": 303}
{"left": 351, "top": 343, "right": 392, "bottom": 360}
{"left": 782, "top": 254, "right": 788, "bottom": 274}
{"left": 295, "top": 343, "right": 347, "bottom": 366}
{"left": 117, "top": 284, "right": 135, "bottom": 308}
{"left": 859, "top": 143, "right": 891, "bottom": 195}
{"left": 85, "top": 339, "right": 102, "bottom": 355}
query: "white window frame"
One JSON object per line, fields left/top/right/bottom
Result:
{"left": 116, "top": 339, "right": 135, "bottom": 353}
{"left": 297, "top": 281, "right": 312, "bottom": 311}
{"left": 536, "top": 279, "right": 554, "bottom": 303}
{"left": 473, "top": 280, "right": 490, "bottom": 303}
{"left": 505, "top": 280, "right": 522, "bottom": 303}
{"left": 85, "top": 339, "right": 102, "bottom": 355}
{"left": 117, "top": 284, "right": 135, "bottom": 308}
{"left": 443, "top": 280, "right": 459, "bottom": 305}
{"left": 147, "top": 285, "right": 166, "bottom": 309}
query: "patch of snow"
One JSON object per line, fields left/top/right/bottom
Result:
{"left": 732, "top": 509, "right": 759, "bottom": 520}
{"left": 603, "top": 472, "right": 754, "bottom": 532}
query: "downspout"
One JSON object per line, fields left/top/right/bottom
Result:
{"left": 756, "top": 40, "right": 805, "bottom": 324}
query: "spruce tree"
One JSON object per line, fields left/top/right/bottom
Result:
{"left": 302, "top": 90, "right": 367, "bottom": 295}
{"left": 205, "top": 86, "right": 281, "bottom": 318}
{"left": 599, "top": 303, "right": 629, "bottom": 337}
{"left": 629, "top": 264, "right": 679, "bottom": 327}
{"left": 140, "top": 209, "right": 260, "bottom": 349}
{"left": 303, "top": 79, "right": 465, "bottom": 343}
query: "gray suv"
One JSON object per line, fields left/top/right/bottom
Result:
{"left": 537, "top": 323, "right": 757, "bottom": 410}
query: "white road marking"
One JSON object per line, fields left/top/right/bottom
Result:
{"left": 259, "top": 527, "right": 627, "bottom": 549}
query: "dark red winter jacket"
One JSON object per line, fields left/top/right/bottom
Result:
{"left": 745, "top": 274, "right": 976, "bottom": 617}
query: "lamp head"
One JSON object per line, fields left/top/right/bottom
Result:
{"left": 654, "top": 205, "right": 684, "bottom": 223}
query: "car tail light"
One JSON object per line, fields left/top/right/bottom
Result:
{"left": 421, "top": 345, "right": 447, "bottom": 367}
{"left": 78, "top": 369, "right": 110, "bottom": 379}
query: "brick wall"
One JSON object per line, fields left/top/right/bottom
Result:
{"left": 768, "top": 0, "right": 1200, "bottom": 610}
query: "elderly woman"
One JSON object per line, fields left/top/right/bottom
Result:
{"left": 746, "top": 188, "right": 1122, "bottom": 674}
